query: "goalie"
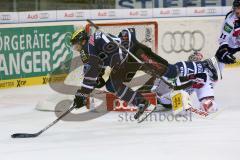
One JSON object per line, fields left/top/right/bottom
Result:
{"left": 151, "top": 52, "right": 218, "bottom": 115}
{"left": 70, "top": 26, "right": 220, "bottom": 120}
{"left": 152, "top": 0, "right": 240, "bottom": 116}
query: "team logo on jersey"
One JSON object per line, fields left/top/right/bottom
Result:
{"left": 224, "top": 23, "right": 233, "bottom": 33}
{"left": 80, "top": 50, "right": 89, "bottom": 63}
{"left": 95, "top": 31, "right": 102, "bottom": 39}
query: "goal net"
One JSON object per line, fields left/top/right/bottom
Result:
{"left": 35, "top": 21, "right": 158, "bottom": 111}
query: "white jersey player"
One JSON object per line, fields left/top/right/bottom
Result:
{"left": 151, "top": 52, "right": 217, "bottom": 114}
{"left": 215, "top": 0, "right": 240, "bottom": 68}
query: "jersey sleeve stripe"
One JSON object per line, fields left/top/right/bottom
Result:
{"left": 193, "top": 62, "right": 197, "bottom": 75}
{"left": 128, "top": 92, "right": 137, "bottom": 104}
{"left": 181, "top": 61, "right": 187, "bottom": 77}
{"left": 119, "top": 86, "right": 128, "bottom": 99}
{"left": 81, "top": 83, "right": 94, "bottom": 89}
{"left": 84, "top": 77, "right": 98, "bottom": 81}
{"left": 102, "top": 34, "right": 110, "bottom": 43}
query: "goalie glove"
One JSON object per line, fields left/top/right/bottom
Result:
{"left": 200, "top": 97, "right": 217, "bottom": 113}
{"left": 188, "top": 73, "right": 207, "bottom": 89}
{"left": 73, "top": 90, "right": 87, "bottom": 109}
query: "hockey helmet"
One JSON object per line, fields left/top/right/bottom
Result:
{"left": 70, "top": 27, "right": 88, "bottom": 45}
{"left": 233, "top": 0, "right": 240, "bottom": 8}
{"left": 118, "top": 29, "right": 129, "bottom": 41}
{"left": 188, "top": 51, "right": 203, "bottom": 62}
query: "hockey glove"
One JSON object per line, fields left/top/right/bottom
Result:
{"left": 73, "top": 90, "right": 87, "bottom": 109}
{"left": 95, "top": 77, "right": 106, "bottom": 88}
{"left": 95, "top": 68, "right": 106, "bottom": 88}
{"left": 188, "top": 73, "right": 207, "bottom": 89}
{"left": 215, "top": 45, "right": 236, "bottom": 64}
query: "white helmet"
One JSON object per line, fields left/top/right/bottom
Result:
{"left": 188, "top": 51, "right": 203, "bottom": 62}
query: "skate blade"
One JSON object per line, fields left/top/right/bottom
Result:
{"left": 137, "top": 106, "right": 157, "bottom": 123}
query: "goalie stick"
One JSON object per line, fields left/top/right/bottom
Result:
{"left": 11, "top": 104, "right": 76, "bottom": 138}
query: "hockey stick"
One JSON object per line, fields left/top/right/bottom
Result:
{"left": 11, "top": 104, "right": 76, "bottom": 138}
{"left": 137, "top": 107, "right": 157, "bottom": 123}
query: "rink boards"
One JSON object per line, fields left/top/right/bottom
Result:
{"left": 0, "top": 16, "right": 239, "bottom": 89}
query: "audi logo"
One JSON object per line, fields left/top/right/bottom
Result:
{"left": 75, "top": 12, "right": 84, "bottom": 17}
{"left": 108, "top": 11, "right": 116, "bottom": 17}
{"left": 39, "top": 13, "right": 49, "bottom": 19}
{"left": 207, "top": 9, "right": 216, "bottom": 14}
{"left": 161, "top": 31, "right": 205, "bottom": 53}
{"left": 172, "top": 9, "right": 181, "bottom": 15}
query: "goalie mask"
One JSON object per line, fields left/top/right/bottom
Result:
{"left": 118, "top": 30, "right": 129, "bottom": 41}
{"left": 188, "top": 51, "right": 203, "bottom": 62}
{"left": 118, "top": 29, "right": 133, "bottom": 50}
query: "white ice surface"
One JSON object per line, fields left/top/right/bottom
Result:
{"left": 0, "top": 68, "right": 240, "bottom": 160}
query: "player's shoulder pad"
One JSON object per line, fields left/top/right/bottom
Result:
{"left": 94, "top": 31, "right": 113, "bottom": 44}
{"left": 225, "top": 10, "right": 233, "bottom": 20}
{"left": 94, "top": 31, "right": 103, "bottom": 39}
{"left": 224, "top": 11, "right": 235, "bottom": 24}
{"left": 223, "top": 11, "right": 234, "bottom": 33}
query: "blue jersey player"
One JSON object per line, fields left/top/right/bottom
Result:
{"left": 70, "top": 26, "right": 220, "bottom": 120}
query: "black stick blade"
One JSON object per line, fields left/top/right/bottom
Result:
{"left": 11, "top": 133, "right": 38, "bottom": 138}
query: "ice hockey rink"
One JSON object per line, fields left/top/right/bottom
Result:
{"left": 0, "top": 67, "right": 239, "bottom": 160}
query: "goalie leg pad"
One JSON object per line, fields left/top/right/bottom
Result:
{"left": 200, "top": 97, "right": 217, "bottom": 113}
{"left": 170, "top": 90, "right": 193, "bottom": 115}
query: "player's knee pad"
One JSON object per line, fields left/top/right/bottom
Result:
{"left": 170, "top": 90, "right": 193, "bottom": 115}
